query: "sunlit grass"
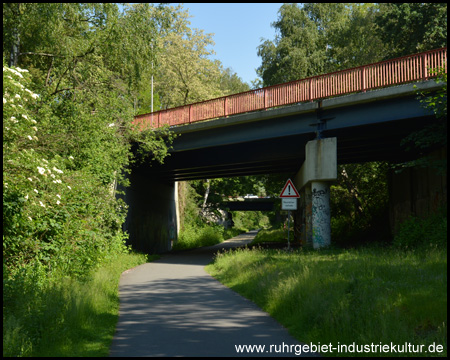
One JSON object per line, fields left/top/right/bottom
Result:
{"left": 206, "top": 246, "right": 447, "bottom": 357}
{"left": 172, "top": 225, "right": 224, "bottom": 250}
{"left": 3, "top": 251, "right": 153, "bottom": 357}
{"left": 250, "top": 228, "right": 286, "bottom": 245}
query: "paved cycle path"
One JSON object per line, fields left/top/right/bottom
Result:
{"left": 109, "top": 231, "right": 314, "bottom": 357}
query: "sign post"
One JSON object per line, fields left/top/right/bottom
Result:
{"left": 279, "top": 179, "right": 300, "bottom": 250}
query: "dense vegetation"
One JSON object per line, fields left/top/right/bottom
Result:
{"left": 206, "top": 207, "right": 447, "bottom": 357}
{"left": 256, "top": 3, "right": 447, "bottom": 87}
{"left": 3, "top": 3, "right": 250, "bottom": 356}
{"left": 3, "top": 3, "right": 447, "bottom": 357}
{"left": 206, "top": 243, "right": 447, "bottom": 357}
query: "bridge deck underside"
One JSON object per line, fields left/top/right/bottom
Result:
{"left": 133, "top": 88, "right": 439, "bottom": 182}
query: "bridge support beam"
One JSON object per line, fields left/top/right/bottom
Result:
{"left": 118, "top": 172, "right": 178, "bottom": 254}
{"left": 294, "top": 137, "right": 337, "bottom": 248}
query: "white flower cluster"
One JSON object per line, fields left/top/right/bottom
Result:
{"left": 22, "top": 159, "right": 68, "bottom": 208}
{"left": 35, "top": 160, "right": 66, "bottom": 186}
{"left": 21, "top": 157, "right": 73, "bottom": 213}
{"left": 4, "top": 65, "right": 40, "bottom": 136}
{"left": 3, "top": 67, "right": 37, "bottom": 100}
{"left": 3, "top": 66, "right": 28, "bottom": 78}
{"left": 4, "top": 65, "right": 76, "bottom": 219}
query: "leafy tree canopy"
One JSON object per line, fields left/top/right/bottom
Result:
{"left": 375, "top": 3, "right": 447, "bottom": 58}
{"left": 256, "top": 3, "right": 386, "bottom": 86}
{"left": 256, "top": 3, "right": 447, "bottom": 87}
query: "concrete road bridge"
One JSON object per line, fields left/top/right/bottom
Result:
{"left": 120, "top": 48, "right": 447, "bottom": 253}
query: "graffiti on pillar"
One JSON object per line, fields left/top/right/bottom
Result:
{"left": 312, "top": 187, "right": 330, "bottom": 247}
{"left": 304, "top": 190, "right": 313, "bottom": 247}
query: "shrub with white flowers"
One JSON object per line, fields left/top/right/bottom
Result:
{"left": 4, "top": 65, "right": 71, "bottom": 271}
{"left": 3, "top": 64, "right": 129, "bottom": 279}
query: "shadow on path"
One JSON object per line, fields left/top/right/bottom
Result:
{"left": 109, "top": 230, "right": 316, "bottom": 357}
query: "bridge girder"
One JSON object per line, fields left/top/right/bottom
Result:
{"left": 133, "top": 82, "right": 442, "bottom": 182}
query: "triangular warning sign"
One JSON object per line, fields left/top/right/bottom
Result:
{"left": 279, "top": 179, "right": 300, "bottom": 198}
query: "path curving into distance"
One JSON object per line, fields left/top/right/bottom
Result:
{"left": 109, "top": 230, "right": 316, "bottom": 357}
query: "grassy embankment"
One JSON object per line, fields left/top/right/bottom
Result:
{"left": 3, "top": 251, "right": 153, "bottom": 357}
{"left": 206, "top": 227, "right": 447, "bottom": 357}
{"left": 172, "top": 224, "right": 245, "bottom": 250}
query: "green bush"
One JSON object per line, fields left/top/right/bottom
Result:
{"left": 251, "top": 228, "right": 286, "bottom": 245}
{"left": 3, "top": 64, "right": 133, "bottom": 281}
{"left": 230, "top": 210, "right": 270, "bottom": 232}
{"left": 3, "top": 251, "right": 149, "bottom": 357}
{"left": 393, "top": 207, "right": 447, "bottom": 250}
{"left": 3, "top": 62, "right": 170, "bottom": 357}
{"left": 223, "top": 227, "right": 246, "bottom": 240}
{"left": 173, "top": 224, "right": 224, "bottom": 250}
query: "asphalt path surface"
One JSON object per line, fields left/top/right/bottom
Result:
{"left": 109, "top": 230, "right": 316, "bottom": 357}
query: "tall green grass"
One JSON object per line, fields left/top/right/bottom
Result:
{"left": 3, "top": 251, "right": 152, "bottom": 357}
{"left": 172, "top": 224, "right": 224, "bottom": 250}
{"left": 172, "top": 223, "right": 251, "bottom": 251}
{"left": 251, "top": 228, "right": 286, "bottom": 245}
{"left": 206, "top": 246, "right": 447, "bottom": 357}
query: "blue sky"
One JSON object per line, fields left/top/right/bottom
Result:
{"left": 179, "top": 3, "right": 282, "bottom": 85}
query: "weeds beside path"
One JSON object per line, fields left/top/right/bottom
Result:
{"left": 206, "top": 246, "right": 447, "bottom": 357}
{"left": 3, "top": 252, "right": 151, "bottom": 357}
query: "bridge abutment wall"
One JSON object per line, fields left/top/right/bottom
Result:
{"left": 119, "top": 172, "right": 178, "bottom": 254}
{"left": 388, "top": 148, "right": 447, "bottom": 234}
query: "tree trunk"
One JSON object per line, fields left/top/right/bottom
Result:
{"left": 8, "top": 4, "right": 21, "bottom": 67}
{"left": 201, "top": 179, "right": 210, "bottom": 213}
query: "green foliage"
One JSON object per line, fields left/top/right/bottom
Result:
{"left": 176, "top": 178, "right": 272, "bottom": 251}
{"left": 207, "top": 246, "right": 447, "bottom": 356}
{"left": 219, "top": 66, "right": 250, "bottom": 95}
{"left": 173, "top": 224, "right": 224, "bottom": 251}
{"left": 3, "top": 64, "right": 133, "bottom": 279}
{"left": 330, "top": 162, "right": 391, "bottom": 246}
{"left": 393, "top": 207, "right": 447, "bottom": 250}
{"left": 251, "top": 228, "right": 286, "bottom": 245}
{"left": 3, "top": 3, "right": 177, "bottom": 355}
{"left": 184, "top": 175, "right": 279, "bottom": 245}
{"left": 3, "top": 3, "right": 258, "bottom": 357}
{"left": 375, "top": 3, "right": 447, "bottom": 59}
{"left": 399, "top": 70, "right": 447, "bottom": 175}
{"left": 3, "top": 251, "right": 149, "bottom": 357}
{"left": 230, "top": 211, "right": 270, "bottom": 232}
{"left": 131, "top": 124, "right": 177, "bottom": 166}
{"left": 257, "top": 3, "right": 386, "bottom": 86}
{"left": 257, "top": 3, "right": 447, "bottom": 87}
{"left": 418, "top": 70, "right": 447, "bottom": 121}
{"left": 3, "top": 3, "right": 178, "bottom": 275}
{"left": 155, "top": 6, "right": 230, "bottom": 107}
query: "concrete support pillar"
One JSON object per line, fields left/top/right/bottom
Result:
{"left": 304, "top": 186, "right": 313, "bottom": 247}
{"left": 294, "top": 137, "right": 337, "bottom": 249}
{"left": 311, "top": 181, "right": 331, "bottom": 248}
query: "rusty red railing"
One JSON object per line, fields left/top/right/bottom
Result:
{"left": 133, "top": 47, "right": 447, "bottom": 130}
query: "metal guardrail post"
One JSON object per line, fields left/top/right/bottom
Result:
{"left": 361, "top": 66, "right": 366, "bottom": 93}
{"left": 422, "top": 53, "right": 428, "bottom": 81}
